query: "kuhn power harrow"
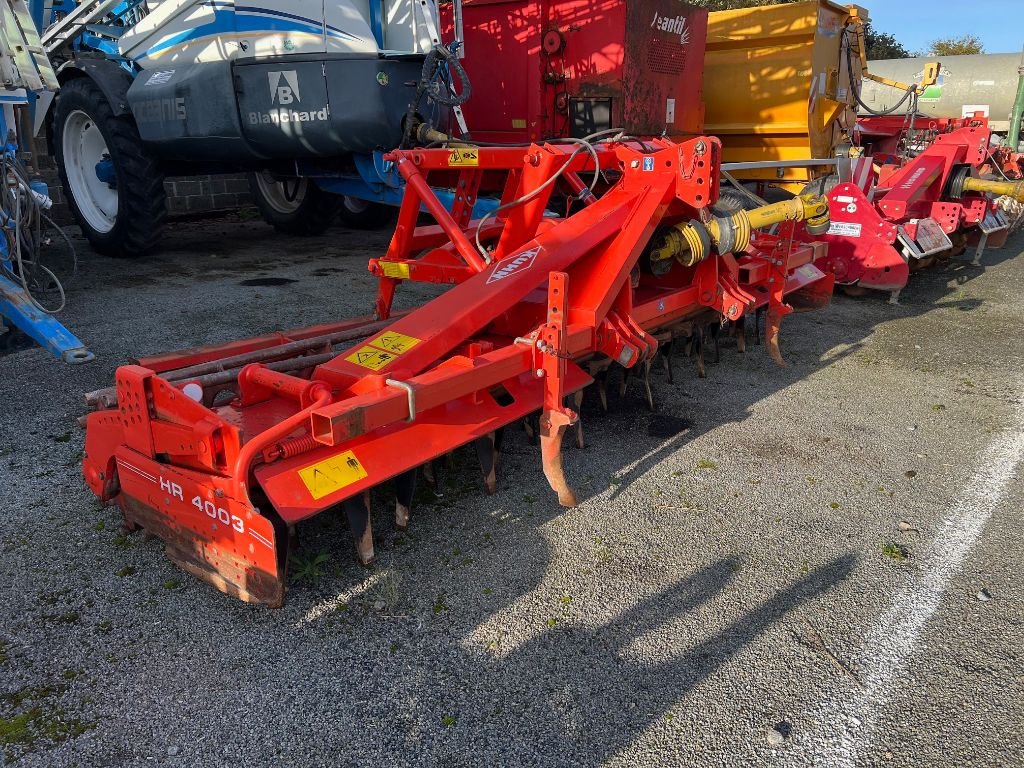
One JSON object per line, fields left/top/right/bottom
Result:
{"left": 82, "top": 137, "right": 833, "bottom": 605}
{"left": 812, "top": 117, "right": 1024, "bottom": 300}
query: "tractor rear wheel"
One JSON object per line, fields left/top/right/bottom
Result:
{"left": 54, "top": 77, "right": 166, "bottom": 257}
{"left": 248, "top": 173, "right": 340, "bottom": 235}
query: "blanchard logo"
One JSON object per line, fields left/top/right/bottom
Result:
{"left": 651, "top": 11, "right": 691, "bottom": 45}
{"left": 251, "top": 70, "right": 327, "bottom": 124}
{"left": 269, "top": 70, "right": 300, "bottom": 104}
{"left": 486, "top": 246, "right": 540, "bottom": 284}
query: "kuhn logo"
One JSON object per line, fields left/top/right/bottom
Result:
{"left": 269, "top": 70, "right": 300, "bottom": 104}
{"left": 651, "top": 11, "right": 690, "bottom": 44}
{"left": 486, "top": 247, "right": 541, "bottom": 284}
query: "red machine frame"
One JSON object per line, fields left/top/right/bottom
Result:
{"left": 82, "top": 137, "right": 833, "bottom": 605}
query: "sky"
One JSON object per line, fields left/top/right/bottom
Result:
{"left": 863, "top": 0, "right": 1024, "bottom": 55}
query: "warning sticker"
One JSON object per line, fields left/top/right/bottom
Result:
{"left": 827, "top": 221, "right": 862, "bottom": 238}
{"left": 298, "top": 450, "right": 368, "bottom": 500}
{"left": 448, "top": 148, "right": 479, "bottom": 166}
{"left": 345, "top": 346, "right": 398, "bottom": 370}
{"left": 368, "top": 331, "right": 421, "bottom": 355}
{"left": 380, "top": 261, "right": 411, "bottom": 279}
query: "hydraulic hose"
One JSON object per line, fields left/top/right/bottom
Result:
{"left": 649, "top": 194, "right": 830, "bottom": 272}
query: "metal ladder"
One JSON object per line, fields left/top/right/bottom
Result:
{"left": 39, "top": 0, "right": 120, "bottom": 55}
{"left": 0, "top": 0, "right": 58, "bottom": 91}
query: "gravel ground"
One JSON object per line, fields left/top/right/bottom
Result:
{"left": 1, "top": 215, "right": 1022, "bottom": 767}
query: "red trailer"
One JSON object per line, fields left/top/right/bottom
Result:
{"left": 443, "top": 0, "right": 707, "bottom": 143}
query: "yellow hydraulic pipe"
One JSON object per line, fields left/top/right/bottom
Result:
{"left": 962, "top": 177, "right": 1024, "bottom": 203}
{"left": 650, "top": 194, "right": 830, "bottom": 270}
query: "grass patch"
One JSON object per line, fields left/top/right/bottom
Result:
{"left": 696, "top": 459, "right": 718, "bottom": 470}
{"left": 114, "top": 566, "right": 135, "bottom": 578}
{"left": 881, "top": 542, "right": 908, "bottom": 562}
{"left": 291, "top": 552, "right": 330, "bottom": 586}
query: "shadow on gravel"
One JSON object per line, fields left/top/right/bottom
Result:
{"left": 446, "top": 553, "right": 858, "bottom": 763}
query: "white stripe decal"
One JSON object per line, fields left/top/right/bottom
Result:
{"left": 794, "top": 396, "right": 1024, "bottom": 765}
{"left": 249, "top": 530, "right": 274, "bottom": 549}
{"left": 117, "top": 461, "right": 158, "bottom": 483}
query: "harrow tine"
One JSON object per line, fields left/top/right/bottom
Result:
{"left": 423, "top": 456, "right": 447, "bottom": 498}
{"left": 733, "top": 318, "right": 747, "bottom": 354}
{"left": 661, "top": 339, "right": 675, "bottom": 384}
{"left": 618, "top": 365, "right": 631, "bottom": 398}
{"left": 572, "top": 390, "right": 585, "bottom": 449}
{"left": 708, "top": 324, "right": 721, "bottom": 364}
{"left": 754, "top": 307, "right": 765, "bottom": 345}
{"left": 642, "top": 358, "right": 656, "bottom": 412}
{"left": 540, "top": 411, "right": 578, "bottom": 507}
{"left": 765, "top": 308, "right": 787, "bottom": 368}
{"left": 695, "top": 333, "right": 707, "bottom": 379}
{"left": 342, "top": 492, "right": 375, "bottom": 566}
{"left": 523, "top": 412, "right": 541, "bottom": 445}
{"left": 596, "top": 368, "right": 609, "bottom": 413}
{"left": 474, "top": 431, "right": 500, "bottom": 495}
{"left": 394, "top": 469, "right": 417, "bottom": 532}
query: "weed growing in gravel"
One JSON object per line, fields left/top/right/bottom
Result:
{"left": 92, "top": 521, "right": 105, "bottom": 532}
{"left": 594, "top": 537, "right": 612, "bottom": 563}
{"left": 95, "top": 621, "right": 112, "bottom": 634}
{"left": 162, "top": 580, "right": 180, "bottom": 590}
{"left": 829, "top": 502, "right": 840, "bottom": 510}
{"left": 290, "top": 552, "right": 330, "bottom": 586}
{"left": 546, "top": 618, "right": 557, "bottom": 628}
{"left": 482, "top": 587, "right": 494, "bottom": 596}
{"left": 559, "top": 595, "right": 572, "bottom": 606}
{"left": 931, "top": 404, "right": 946, "bottom": 412}
{"left": 0, "top": 640, "right": 8, "bottom": 664}
{"left": 696, "top": 459, "right": 718, "bottom": 470}
{"left": 441, "top": 715, "right": 457, "bottom": 727}
{"left": 881, "top": 542, "right": 909, "bottom": 562}
{"left": 432, "top": 594, "right": 448, "bottom": 614}
{"left": 0, "top": 683, "right": 94, "bottom": 761}
{"left": 111, "top": 535, "right": 132, "bottom": 549}
{"left": 115, "top": 566, "right": 135, "bottom": 578}
{"left": 53, "top": 612, "right": 79, "bottom": 625}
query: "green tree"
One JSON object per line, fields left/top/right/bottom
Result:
{"left": 927, "top": 34, "right": 984, "bottom": 56}
{"left": 863, "top": 21, "right": 911, "bottom": 60}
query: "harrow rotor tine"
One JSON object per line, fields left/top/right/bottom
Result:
{"left": 572, "top": 390, "right": 585, "bottom": 449}
{"left": 754, "top": 307, "right": 765, "bottom": 346}
{"left": 765, "top": 308, "right": 787, "bottom": 368}
{"left": 695, "top": 334, "right": 707, "bottom": 379}
{"left": 733, "top": 319, "right": 747, "bottom": 354}
{"left": 540, "top": 411, "right": 578, "bottom": 507}
{"left": 523, "top": 412, "right": 541, "bottom": 446}
{"left": 394, "top": 469, "right": 417, "bottom": 532}
{"left": 474, "top": 431, "right": 500, "bottom": 495}
{"left": 596, "top": 368, "right": 609, "bottom": 414}
{"left": 708, "top": 324, "right": 721, "bottom": 364}
{"left": 342, "top": 492, "right": 375, "bottom": 566}
{"left": 642, "top": 358, "right": 656, "bottom": 412}
{"left": 423, "top": 456, "right": 447, "bottom": 498}
{"left": 618, "top": 366, "right": 631, "bottom": 398}
{"left": 661, "top": 339, "right": 675, "bottom": 384}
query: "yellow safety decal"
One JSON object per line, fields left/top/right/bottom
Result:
{"left": 367, "top": 331, "right": 422, "bottom": 355}
{"left": 511, "top": 118, "right": 527, "bottom": 129}
{"left": 380, "top": 261, "right": 411, "bottom": 279}
{"left": 448, "top": 148, "right": 479, "bottom": 167}
{"left": 345, "top": 345, "right": 398, "bottom": 370}
{"left": 298, "top": 450, "right": 368, "bottom": 500}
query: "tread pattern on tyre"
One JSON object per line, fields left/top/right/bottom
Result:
{"left": 54, "top": 77, "right": 167, "bottom": 258}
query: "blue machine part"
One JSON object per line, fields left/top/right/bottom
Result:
{"left": 0, "top": 98, "right": 93, "bottom": 364}
{"left": 309, "top": 151, "right": 503, "bottom": 217}
{"left": 94, "top": 157, "right": 116, "bottom": 185}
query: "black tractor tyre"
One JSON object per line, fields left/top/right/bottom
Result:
{"left": 248, "top": 173, "right": 341, "bottom": 235}
{"left": 336, "top": 195, "right": 396, "bottom": 230}
{"left": 53, "top": 77, "right": 166, "bottom": 258}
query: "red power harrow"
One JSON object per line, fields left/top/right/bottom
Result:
{"left": 82, "top": 137, "right": 834, "bottom": 606}
{"left": 810, "top": 116, "right": 1024, "bottom": 301}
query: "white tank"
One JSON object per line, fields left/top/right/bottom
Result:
{"left": 862, "top": 53, "right": 1024, "bottom": 132}
{"left": 118, "top": 0, "right": 438, "bottom": 67}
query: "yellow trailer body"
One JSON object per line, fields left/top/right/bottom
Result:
{"left": 703, "top": 0, "right": 866, "bottom": 190}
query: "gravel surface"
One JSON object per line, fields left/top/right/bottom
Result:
{"left": 1, "top": 216, "right": 1022, "bottom": 767}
